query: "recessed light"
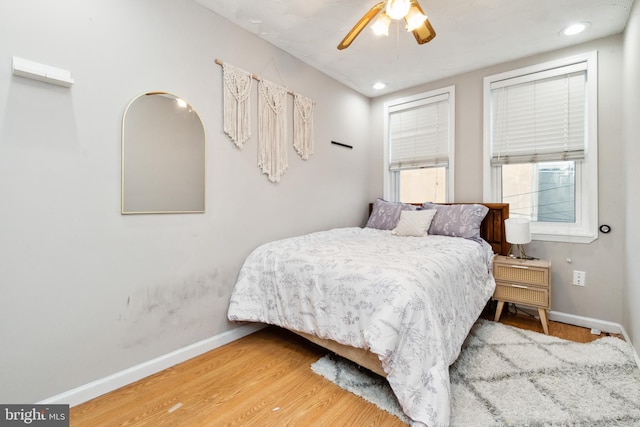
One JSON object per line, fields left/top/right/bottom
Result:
{"left": 373, "top": 82, "right": 386, "bottom": 90}
{"left": 561, "top": 22, "right": 590, "bottom": 36}
{"left": 249, "top": 19, "right": 262, "bottom": 25}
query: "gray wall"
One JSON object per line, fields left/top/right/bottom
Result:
{"left": 0, "top": 0, "right": 372, "bottom": 402}
{"left": 2, "top": 0, "right": 638, "bottom": 405}
{"left": 370, "top": 36, "right": 628, "bottom": 327}
{"left": 623, "top": 0, "right": 640, "bottom": 356}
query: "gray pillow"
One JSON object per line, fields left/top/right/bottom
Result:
{"left": 422, "top": 203, "right": 489, "bottom": 241}
{"left": 366, "top": 199, "right": 417, "bottom": 230}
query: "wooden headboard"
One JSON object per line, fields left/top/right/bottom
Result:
{"left": 478, "top": 203, "right": 509, "bottom": 255}
{"left": 368, "top": 202, "right": 510, "bottom": 255}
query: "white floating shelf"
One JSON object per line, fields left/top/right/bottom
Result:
{"left": 12, "top": 56, "right": 74, "bottom": 87}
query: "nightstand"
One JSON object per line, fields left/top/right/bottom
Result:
{"left": 492, "top": 255, "right": 551, "bottom": 334}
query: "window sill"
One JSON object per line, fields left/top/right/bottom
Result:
{"left": 532, "top": 231, "right": 597, "bottom": 244}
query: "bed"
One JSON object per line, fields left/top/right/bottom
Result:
{"left": 228, "top": 200, "right": 509, "bottom": 427}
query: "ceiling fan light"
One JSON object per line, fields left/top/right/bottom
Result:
{"left": 405, "top": 5, "right": 427, "bottom": 31}
{"left": 371, "top": 13, "right": 391, "bottom": 36}
{"left": 386, "top": 0, "right": 411, "bottom": 20}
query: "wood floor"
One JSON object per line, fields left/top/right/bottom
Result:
{"left": 70, "top": 308, "right": 621, "bottom": 426}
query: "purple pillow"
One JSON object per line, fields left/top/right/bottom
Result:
{"left": 422, "top": 203, "right": 489, "bottom": 241}
{"left": 366, "top": 199, "right": 418, "bottom": 230}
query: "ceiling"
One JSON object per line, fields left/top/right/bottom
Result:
{"left": 193, "top": 0, "right": 634, "bottom": 98}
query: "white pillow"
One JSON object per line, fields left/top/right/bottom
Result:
{"left": 392, "top": 209, "right": 437, "bottom": 237}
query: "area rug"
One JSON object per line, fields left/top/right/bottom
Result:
{"left": 311, "top": 319, "right": 640, "bottom": 426}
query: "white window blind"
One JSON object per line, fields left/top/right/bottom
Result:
{"left": 389, "top": 93, "right": 450, "bottom": 171}
{"left": 490, "top": 63, "right": 587, "bottom": 165}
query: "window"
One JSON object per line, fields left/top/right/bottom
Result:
{"left": 483, "top": 52, "right": 598, "bottom": 243}
{"left": 384, "top": 86, "right": 455, "bottom": 203}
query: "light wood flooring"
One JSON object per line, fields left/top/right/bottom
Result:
{"left": 70, "top": 307, "right": 621, "bottom": 426}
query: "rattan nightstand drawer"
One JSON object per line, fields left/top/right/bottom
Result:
{"left": 494, "top": 282, "right": 549, "bottom": 308}
{"left": 493, "top": 263, "right": 549, "bottom": 287}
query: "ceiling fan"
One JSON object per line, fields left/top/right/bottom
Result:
{"left": 338, "top": 0, "right": 436, "bottom": 50}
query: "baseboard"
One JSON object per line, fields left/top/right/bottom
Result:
{"left": 38, "top": 323, "right": 265, "bottom": 407}
{"left": 619, "top": 326, "right": 640, "bottom": 369}
{"left": 548, "top": 310, "right": 623, "bottom": 334}
{"left": 549, "top": 310, "right": 640, "bottom": 369}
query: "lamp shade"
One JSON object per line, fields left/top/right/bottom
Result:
{"left": 371, "top": 13, "right": 391, "bottom": 36}
{"left": 505, "top": 218, "right": 531, "bottom": 244}
{"left": 386, "top": 0, "right": 411, "bottom": 20}
{"left": 404, "top": 4, "right": 427, "bottom": 31}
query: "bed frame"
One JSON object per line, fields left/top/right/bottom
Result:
{"left": 295, "top": 202, "right": 510, "bottom": 377}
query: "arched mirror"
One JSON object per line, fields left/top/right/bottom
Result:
{"left": 122, "top": 92, "right": 205, "bottom": 214}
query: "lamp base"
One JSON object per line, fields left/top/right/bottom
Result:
{"left": 509, "top": 244, "right": 536, "bottom": 260}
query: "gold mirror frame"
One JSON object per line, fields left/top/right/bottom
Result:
{"left": 121, "top": 92, "right": 205, "bottom": 214}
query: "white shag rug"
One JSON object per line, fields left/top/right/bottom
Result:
{"left": 311, "top": 319, "right": 640, "bottom": 426}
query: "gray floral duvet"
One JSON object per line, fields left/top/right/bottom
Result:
{"left": 228, "top": 227, "right": 496, "bottom": 426}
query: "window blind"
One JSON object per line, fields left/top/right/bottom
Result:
{"left": 490, "top": 63, "right": 586, "bottom": 165}
{"left": 389, "top": 93, "right": 450, "bottom": 171}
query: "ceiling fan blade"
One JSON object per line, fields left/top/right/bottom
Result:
{"left": 337, "top": 2, "right": 385, "bottom": 50}
{"left": 412, "top": 17, "right": 436, "bottom": 44}
{"left": 410, "top": 1, "right": 436, "bottom": 44}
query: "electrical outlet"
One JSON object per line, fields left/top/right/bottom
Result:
{"left": 573, "top": 270, "right": 586, "bottom": 286}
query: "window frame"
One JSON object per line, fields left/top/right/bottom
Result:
{"left": 482, "top": 52, "right": 598, "bottom": 243}
{"left": 383, "top": 86, "right": 455, "bottom": 203}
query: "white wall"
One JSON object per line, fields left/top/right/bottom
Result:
{"left": 370, "top": 35, "right": 627, "bottom": 325}
{"left": 0, "top": 0, "right": 372, "bottom": 403}
{"left": 623, "top": 0, "right": 640, "bottom": 357}
{"left": 3, "top": 0, "right": 637, "bottom": 405}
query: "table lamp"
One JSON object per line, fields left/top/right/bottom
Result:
{"left": 505, "top": 218, "right": 531, "bottom": 259}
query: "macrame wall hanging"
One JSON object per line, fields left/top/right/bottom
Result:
{"left": 293, "top": 94, "right": 314, "bottom": 160}
{"left": 258, "top": 79, "right": 288, "bottom": 183}
{"left": 222, "top": 62, "right": 252, "bottom": 148}
{"left": 216, "top": 59, "right": 315, "bottom": 182}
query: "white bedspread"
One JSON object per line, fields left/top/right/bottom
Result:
{"left": 228, "top": 227, "right": 496, "bottom": 427}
